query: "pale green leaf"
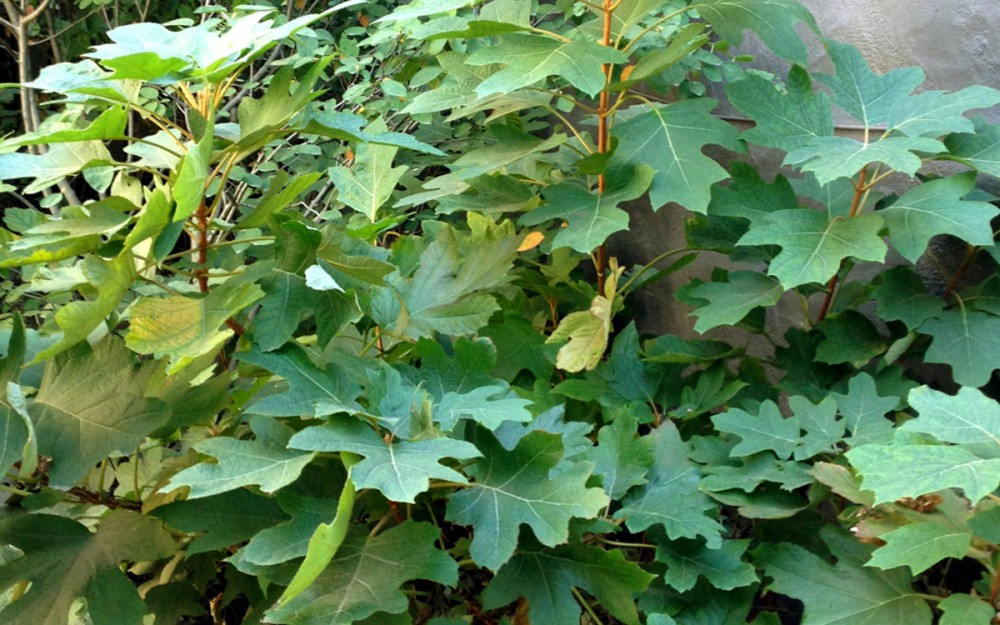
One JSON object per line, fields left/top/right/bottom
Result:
{"left": 757, "top": 542, "right": 933, "bottom": 625}
{"left": 939, "top": 594, "right": 995, "bottom": 625}
{"left": 888, "top": 85, "right": 1000, "bottom": 137}
{"left": 30, "top": 338, "right": 168, "bottom": 488}
{"left": 687, "top": 271, "right": 783, "bottom": 333}
{"left": 3, "top": 107, "right": 127, "bottom": 148}
{"left": 847, "top": 444, "right": 1000, "bottom": 504}
{"left": 263, "top": 522, "right": 456, "bottom": 625}
{"left": 127, "top": 281, "right": 264, "bottom": 374}
{"left": 738, "top": 210, "right": 886, "bottom": 289}
{"left": 919, "top": 309, "right": 1000, "bottom": 387}
{"left": 832, "top": 372, "right": 897, "bottom": 446}
{"left": 433, "top": 384, "right": 533, "bottom": 431}
{"left": 483, "top": 542, "right": 654, "bottom": 625}
{"left": 0, "top": 141, "right": 111, "bottom": 193}
{"left": 446, "top": 429, "right": 608, "bottom": 571}
{"left": 171, "top": 116, "right": 213, "bottom": 222}
{"left": 785, "top": 135, "right": 944, "bottom": 186}
{"left": 467, "top": 34, "right": 626, "bottom": 98}
{"left": 691, "top": 0, "right": 819, "bottom": 64}
{"left": 167, "top": 417, "right": 315, "bottom": 498}
{"left": 700, "top": 453, "right": 812, "bottom": 493}
{"left": 712, "top": 401, "right": 800, "bottom": 460}
{"left": 881, "top": 173, "right": 999, "bottom": 263}
{"left": 289, "top": 417, "right": 481, "bottom": 503}
{"left": 867, "top": 523, "right": 971, "bottom": 575}
{"left": 904, "top": 385, "right": 1000, "bottom": 446}
{"left": 450, "top": 123, "right": 565, "bottom": 180}
{"left": 33, "top": 252, "right": 135, "bottom": 363}
{"left": 726, "top": 67, "right": 833, "bottom": 152}
{"left": 818, "top": 40, "right": 925, "bottom": 129}
{"left": 613, "top": 99, "right": 742, "bottom": 212}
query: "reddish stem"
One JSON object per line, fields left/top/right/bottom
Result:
{"left": 816, "top": 165, "right": 869, "bottom": 323}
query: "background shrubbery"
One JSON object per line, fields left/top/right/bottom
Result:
{"left": 2, "top": 1, "right": 1000, "bottom": 624}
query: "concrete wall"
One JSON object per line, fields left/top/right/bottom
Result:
{"left": 618, "top": 1, "right": 1000, "bottom": 339}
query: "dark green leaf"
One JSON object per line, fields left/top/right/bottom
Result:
{"left": 919, "top": 309, "right": 1000, "bottom": 387}
{"left": 263, "top": 522, "right": 456, "bottom": 625}
{"left": 656, "top": 538, "right": 757, "bottom": 592}
{"left": 483, "top": 541, "right": 654, "bottom": 625}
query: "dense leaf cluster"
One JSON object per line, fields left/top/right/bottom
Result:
{"left": 2, "top": 0, "right": 1000, "bottom": 623}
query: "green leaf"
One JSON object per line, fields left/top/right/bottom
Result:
{"left": 0, "top": 511, "right": 176, "bottom": 625}
{"left": 791, "top": 395, "right": 845, "bottom": 459}
{"left": 590, "top": 408, "right": 654, "bottom": 499}
{"left": 701, "top": 452, "right": 812, "bottom": 493}
{"left": 290, "top": 417, "right": 481, "bottom": 502}
{"left": 905, "top": 385, "right": 1000, "bottom": 446}
{"left": 615, "top": 422, "right": 724, "bottom": 547}
{"left": 479, "top": 312, "right": 554, "bottom": 381}
{"left": 434, "top": 384, "right": 534, "bottom": 431}
{"left": 866, "top": 523, "right": 971, "bottom": 575}
{"left": 127, "top": 281, "right": 264, "bottom": 374}
{"left": 847, "top": 444, "right": 1000, "bottom": 504}
{"left": 483, "top": 541, "right": 655, "bottom": 625}
{"left": 815, "top": 310, "right": 887, "bottom": 366}
{"left": 785, "top": 135, "right": 944, "bottom": 186}
{"left": 274, "top": 454, "right": 357, "bottom": 608}
{"left": 874, "top": 266, "right": 945, "bottom": 328}
{"left": 0, "top": 319, "right": 31, "bottom": 477}
{"left": 938, "top": 594, "right": 995, "bottom": 625}
{"left": 881, "top": 173, "right": 999, "bottom": 263}
{"left": 888, "top": 85, "right": 1000, "bottom": 138}
{"left": 818, "top": 40, "right": 925, "bottom": 129}
{"left": 4, "top": 107, "right": 128, "bottom": 148}
{"left": 236, "top": 495, "right": 340, "bottom": 566}
{"left": 446, "top": 429, "right": 608, "bottom": 570}
{"left": 382, "top": 217, "right": 521, "bottom": 338}
{"left": 691, "top": 0, "right": 819, "bottom": 64}
{"left": 832, "top": 373, "right": 897, "bottom": 446}
{"left": 253, "top": 222, "right": 322, "bottom": 351}
{"left": 33, "top": 252, "right": 135, "bottom": 363}
{"left": 450, "top": 123, "right": 565, "bottom": 180}
{"left": 167, "top": 417, "right": 316, "bottom": 498}
{"left": 328, "top": 120, "right": 407, "bottom": 222}
{"left": 919, "top": 309, "right": 1000, "bottom": 387}
{"left": 687, "top": 271, "right": 783, "bottom": 333}
{"left": 613, "top": 99, "right": 742, "bottom": 212}
{"left": 945, "top": 118, "right": 1000, "bottom": 177}
{"left": 0, "top": 141, "right": 111, "bottom": 193}
{"left": 738, "top": 210, "right": 886, "bottom": 289}
{"left": 466, "top": 34, "right": 626, "bottom": 98}
{"left": 171, "top": 115, "right": 213, "bottom": 222}
{"left": 726, "top": 67, "right": 833, "bottom": 152}
{"left": 519, "top": 165, "right": 654, "bottom": 253}
{"left": 152, "top": 490, "right": 288, "bottom": 556}
{"left": 263, "top": 522, "right": 456, "bottom": 625}
{"left": 85, "top": 567, "right": 147, "bottom": 625}
{"left": 757, "top": 542, "right": 933, "bottom": 625}
{"left": 712, "top": 401, "right": 800, "bottom": 460}
{"left": 30, "top": 338, "right": 168, "bottom": 488}
{"left": 301, "top": 110, "right": 445, "bottom": 155}
{"left": 656, "top": 538, "right": 757, "bottom": 593}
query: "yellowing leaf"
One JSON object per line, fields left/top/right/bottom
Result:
{"left": 127, "top": 281, "right": 264, "bottom": 373}
{"left": 518, "top": 231, "right": 544, "bottom": 251}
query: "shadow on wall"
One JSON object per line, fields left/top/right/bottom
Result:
{"left": 616, "top": 0, "right": 1000, "bottom": 344}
